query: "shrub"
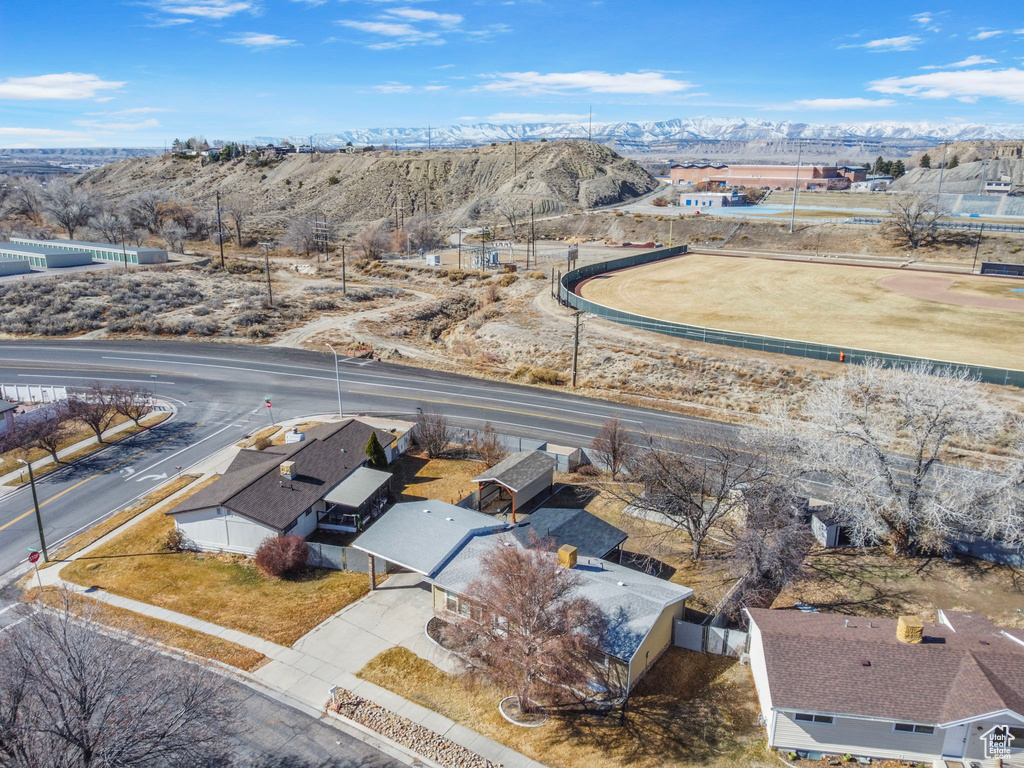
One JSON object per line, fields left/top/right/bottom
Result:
{"left": 651, "top": 196, "right": 670, "bottom": 207}
{"left": 327, "top": 175, "right": 340, "bottom": 185}
{"left": 235, "top": 309, "right": 268, "bottom": 327}
{"left": 527, "top": 368, "right": 561, "bottom": 385}
{"left": 310, "top": 297, "right": 337, "bottom": 310}
{"left": 255, "top": 534, "right": 310, "bottom": 578}
{"left": 246, "top": 324, "right": 272, "bottom": 339}
{"left": 498, "top": 273, "right": 518, "bottom": 287}
{"left": 163, "top": 527, "right": 194, "bottom": 552}
{"left": 510, "top": 365, "right": 531, "bottom": 380}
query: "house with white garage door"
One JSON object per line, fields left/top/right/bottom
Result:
{"left": 745, "top": 607, "right": 1024, "bottom": 766}
{"left": 167, "top": 419, "right": 398, "bottom": 554}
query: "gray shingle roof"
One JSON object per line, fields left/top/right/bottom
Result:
{"left": 513, "top": 507, "right": 627, "bottom": 559}
{"left": 167, "top": 419, "right": 387, "bottom": 530}
{"left": 432, "top": 531, "right": 692, "bottom": 662}
{"left": 747, "top": 608, "right": 1024, "bottom": 726}
{"left": 351, "top": 500, "right": 505, "bottom": 575}
{"left": 323, "top": 466, "right": 392, "bottom": 508}
{"left": 0, "top": 401, "right": 17, "bottom": 415}
{"left": 472, "top": 451, "right": 555, "bottom": 492}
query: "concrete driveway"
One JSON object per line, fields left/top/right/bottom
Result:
{"left": 293, "top": 571, "right": 460, "bottom": 674}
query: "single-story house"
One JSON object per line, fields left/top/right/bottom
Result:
{"left": 472, "top": 450, "right": 555, "bottom": 520}
{"left": 353, "top": 501, "right": 692, "bottom": 692}
{"left": 167, "top": 419, "right": 399, "bottom": 554}
{"left": 514, "top": 506, "right": 627, "bottom": 561}
{"left": 746, "top": 607, "right": 1024, "bottom": 766}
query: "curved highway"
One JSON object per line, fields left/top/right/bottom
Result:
{"left": 0, "top": 339, "right": 755, "bottom": 578}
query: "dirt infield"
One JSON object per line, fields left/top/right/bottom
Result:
{"left": 579, "top": 253, "right": 1024, "bottom": 370}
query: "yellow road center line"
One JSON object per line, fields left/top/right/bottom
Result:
{"left": 0, "top": 422, "right": 205, "bottom": 532}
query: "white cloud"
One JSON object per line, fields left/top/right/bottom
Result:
{"left": 151, "top": 1, "right": 253, "bottom": 19}
{"left": 73, "top": 118, "right": 162, "bottom": 131}
{"left": 869, "top": 67, "right": 1024, "bottom": 104}
{"left": 434, "top": 64, "right": 455, "bottom": 69}
{"left": 385, "top": 7, "right": 462, "bottom": 28}
{"left": 422, "top": 85, "right": 447, "bottom": 91}
{"left": 0, "top": 127, "right": 92, "bottom": 138}
{"left": 970, "top": 28, "right": 1004, "bottom": 40}
{"left": 477, "top": 70, "right": 694, "bottom": 95}
{"left": 372, "top": 82, "right": 414, "bottom": 93}
{"left": 339, "top": 19, "right": 443, "bottom": 48}
{"left": 921, "top": 55, "right": 997, "bottom": 69}
{"left": 0, "top": 73, "right": 125, "bottom": 101}
{"left": 486, "top": 112, "right": 589, "bottom": 122}
{"left": 842, "top": 35, "right": 921, "bottom": 51}
{"left": 791, "top": 97, "right": 897, "bottom": 109}
{"left": 109, "top": 106, "right": 173, "bottom": 115}
{"left": 224, "top": 32, "right": 297, "bottom": 47}
{"left": 911, "top": 11, "right": 942, "bottom": 32}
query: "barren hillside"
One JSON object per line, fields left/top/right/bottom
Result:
{"left": 76, "top": 140, "right": 657, "bottom": 234}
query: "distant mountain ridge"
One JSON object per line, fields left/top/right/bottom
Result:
{"left": 265, "top": 117, "right": 1024, "bottom": 151}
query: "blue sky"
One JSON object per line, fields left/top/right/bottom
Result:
{"left": 2, "top": 0, "right": 1023, "bottom": 146}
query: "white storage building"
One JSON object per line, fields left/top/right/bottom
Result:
{"left": 10, "top": 237, "right": 168, "bottom": 265}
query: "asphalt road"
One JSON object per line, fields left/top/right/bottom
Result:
{"left": 0, "top": 339, "right": 817, "bottom": 578}
{"left": 0, "top": 589, "right": 403, "bottom": 768}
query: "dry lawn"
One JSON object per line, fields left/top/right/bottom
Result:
{"left": 391, "top": 453, "right": 486, "bottom": 506}
{"left": 544, "top": 483, "right": 738, "bottom": 615}
{"left": 45, "top": 473, "right": 202, "bottom": 565}
{"left": 775, "top": 545, "right": 1024, "bottom": 629}
{"left": 27, "top": 587, "right": 267, "bottom": 671}
{"left": 358, "top": 647, "right": 772, "bottom": 768}
{"left": 61, "top": 501, "right": 373, "bottom": 646}
{"left": 580, "top": 253, "right": 1024, "bottom": 369}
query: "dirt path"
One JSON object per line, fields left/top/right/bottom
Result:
{"left": 270, "top": 286, "right": 438, "bottom": 356}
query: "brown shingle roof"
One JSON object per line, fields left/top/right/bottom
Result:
{"left": 167, "top": 420, "right": 389, "bottom": 530}
{"left": 748, "top": 608, "right": 1024, "bottom": 725}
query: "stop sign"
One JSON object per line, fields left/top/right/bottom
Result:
{"left": 27, "top": 551, "right": 39, "bottom": 564}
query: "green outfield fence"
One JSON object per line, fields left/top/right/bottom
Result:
{"left": 558, "top": 246, "right": 1024, "bottom": 388}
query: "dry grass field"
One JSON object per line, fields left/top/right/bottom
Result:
{"left": 580, "top": 253, "right": 1024, "bottom": 369}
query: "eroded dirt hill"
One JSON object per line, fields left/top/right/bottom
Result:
{"left": 77, "top": 140, "right": 657, "bottom": 232}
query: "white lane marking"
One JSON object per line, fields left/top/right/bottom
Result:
{"left": 129, "top": 422, "right": 241, "bottom": 478}
{"left": 16, "top": 374, "right": 176, "bottom": 385}
{"left": 135, "top": 473, "right": 167, "bottom": 483}
{"left": 100, "top": 357, "right": 645, "bottom": 425}
{"left": 0, "top": 604, "right": 17, "bottom": 617}
{"left": 0, "top": 611, "right": 38, "bottom": 634}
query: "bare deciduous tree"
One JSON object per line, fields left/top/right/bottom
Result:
{"left": 591, "top": 415, "right": 635, "bottom": 480}
{"left": 223, "top": 194, "right": 250, "bottom": 246}
{"left": 724, "top": 483, "right": 812, "bottom": 618}
{"left": 7, "top": 178, "right": 43, "bottom": 221}
{"left": 0, "top": 590, "right": 237, "bottom": 768}
{"left": 469, "top": 422, "right": 508, "bottom": 468}
{"left": 620, "top": 425, "right": 768, "bottom": 560}
{"left": 41, "top": 178, "right": 101, "bottom": 240}
{"left": 159, "top": 221, "right": 186, "bottom": 253}
{"left": 0, "top": 402, "right": 74, "bottom": 465}
{"left": 126, "top": 190, "right": 164, "bottom": 234}
{"left": 405, "top": 215, "right": 444, "bottom": 251}
{"left": 885, "top": 192, "right": 946, "bottom": 249}
{"left": 68, "top": 383, "right": 119, "bottom": 443}
{"left": 414, "top": 406, "right": 454, "bottom": 458}
{"left": 110, "top": 384, "right": 154, "bottom": 427}
{"left": 283, "top": 216, "right": 316, "bottom": 258}
{"left": 495, "top": 201, "right": 527, "bottom": 238}
{"left": 798, "top": 360, "right": 1006, "bottom": 557}
{"left": 91, "top": 207, "right": 131, "bottom": 244}
{"left": 355, "top": 223, "right": 390, "bottom": 261}
{"left": 439, "top": 541, "right": 612, "bottom": 713}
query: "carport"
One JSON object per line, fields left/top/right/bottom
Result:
{"left": 471, "top": 450, "right": 555, "bottom": 522}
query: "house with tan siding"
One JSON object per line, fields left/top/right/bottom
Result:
{"left": 352, "top": 501, "right": 693, "bottom": 692}
{"left": 745, "top": 608, "right": 1024, "bottom": 766}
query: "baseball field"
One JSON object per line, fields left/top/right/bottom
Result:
{"left": 578, "top": 253, "right": 1024, "bottom": 370}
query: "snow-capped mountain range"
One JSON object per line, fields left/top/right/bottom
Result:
{"left": 263, "top": 117, "right": 1024, "bottom": 150}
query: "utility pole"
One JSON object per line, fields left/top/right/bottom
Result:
{"left": 937, "top": 141, "right": 949, "bottom": 198}
{"left": 571, "top": 311, "right": 583, "bottom": 388}
{"left": 341, "top": 244, "right": 347, "bottom": 295}
{"left": 972, "top": 223, "right": 985, "bottom": 273}
{"left": 588, "top": 107, "right": 592, "bottom": 142}
{"left": 216, "top": 190, "right": 225, "bottom": 269}
{"left": 457, "top": 228, "right": 462, "bottom": 270}
{"left": 18, "top": 459, "right": 47, "bottom": 562}
{"left": 789, "top": 141, "right": 803, "bottom": 234}
{"left": 120, "top": 227, "right": 129, "bottom": 272}
{"left": 259, "top": 241, "right": 274, "bottom": 306}
{"left": 514, "top": 141, "right": 517, "bottom": 176}
{"left": 669, "top": 217, "right": 674, "bottom": 249}
{"left": 529, "top": 202, "right": 535, "bottom": 270}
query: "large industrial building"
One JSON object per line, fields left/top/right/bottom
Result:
{"left": 0, "top": 242, "right": 93, "bottom": 270}
{"left": 669, "top": 163, "right": 866, "bottom": 191}
{"left": 9, "top": 237, "right": 168, "bottom": 265}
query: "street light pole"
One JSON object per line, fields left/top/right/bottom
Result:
{"left": 325, "top": 343, "right": 344, "bottom": 417}
{"left": 18, "top": 459, "right": 47, "bottom": 562}
{"left": 216, "top": 190, "right": 225, "bottom": 269}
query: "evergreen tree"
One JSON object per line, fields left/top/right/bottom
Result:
{"left": 874, "top": 155, "right": 886, "bottom": 174}
{"left": 920, "top": 153, "right": 931, "bottom": 169}
{"left": 892, "top": 160, "right": 907, "bottom": 179}
{"left": 949, "top": 154, "right": 960, "bottom": 169}
{"left": 365, "top": 432, "right": 388, "bottom": 468}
